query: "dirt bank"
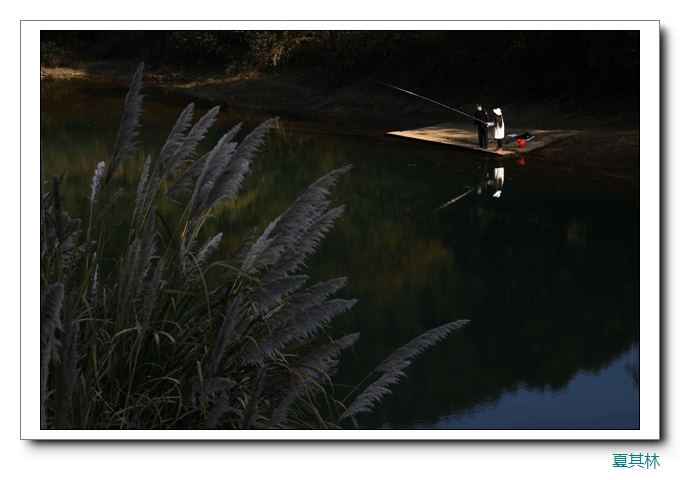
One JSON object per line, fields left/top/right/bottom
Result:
{"left": 40, "top": 63, "right": 641, "bottom": 179}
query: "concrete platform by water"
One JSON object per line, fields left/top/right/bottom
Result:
{"left": 387, "top": 122, "right": 575, "bottom": 156}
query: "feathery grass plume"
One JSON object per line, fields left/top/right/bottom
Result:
{"left": 339, "top": 319, "right": 470, "bottom": 423}
{"left": 187, "top": 130, "right": 241, "bottom": 220}
{"left": 246, "top": 298, "right": 358, "bottom": 365}
{"left": 270, "top": 166, "right": 351, "bottom": 244}
{"left": 225, "top": 226, "right": 258, "bottom": 267}
{"left": 195, "top": 233, "right": 223, "bottom": 265}
{"left": 117, "top": 207, "right": 157, "bottom": 314}
{"left": 133, "top": 206, "right": 157, "bottom": 287}
{"left": 58, "top": 234, "right": 86, "bottom": 277}
{"left": 192, "top": 376, "right": 239, "bottom": 426}
{"left": 156, "top": 103, "right": 196, "bottom": 168}
{"left": 244, "top": 166, "right": 351, "bottom": 275}
{"left": 177, "top": 211, "right": 219, "bottom": 273}
{"left": 138, "top": 258, "right": 164, "bottom": 334}
{"left": 117, "top": 236, "right": 141, "bottom": 312}
{"left": 177, "top": 129, "right": 240, "bottom": 259}
{"left": 239, "top": 278, "right": 357, "bottom": 364}
{"left": 164, "top": 122, "right": 241, "bottom": 198}
{"left": 142, "top": 106, "right": 222, "bottom": 213}
{"left": 89, "top": 161, "right": 105, "bottom": 204}
{"left": 44, "top": 174, "right": 85, "bottom": 278}
{"left": 203, "top": 377, "right": 238, "bottom": 398}
{"left": 90, "top": 254, "right": 99, "bottom": 295}
{"left": 247, "top": 274, "right": 309, "bottom": 313}
{"left": 204, "top": 117, "right": 279, "bottom": 209}
{"left": 263, "top": 333, "right": 361, "bottom": 429}
{"left": 201, "top": 376, "right": 244, "bottom": 429}
{"left": 105, "top": 63, "right": 144, "bottom": 185}
{"left": 40, "top": 283, "right": 64, "bottom": 429}
{"left": 54, "top": 310, "right": 80, "bottom": 429}
{"left": 271, "top": 205, "right": 345, "bottom": 278}
{"left": 241, "top": 364, "right": 268, "bottom": 429}
{"left": 134, "top": 155, "right": 151, "bottom": 211}
{"left": 177, "top": 116, "right": 269, "bottom": 262}
{"left": 179, "top": 231, "right": 222, "bottom": 285}
{"left": 164, "top": 150, "right": 209, "bottom": 198}
{"left": 189, "top": 118, "right": 277, "bottom": 221}
{"left": 239, "top": 217, "right": 281, "bottom": 274}
{"left": 294, "top": 332, "right": 361, "bottom": 389}
{"left": 209, "top": 293, "right": 244, "bottom": 376}
{"left": 160, "top": 105, "right": 220, "bottom": 178}
{"left": 263, "top": 379, "right": 310, "bottom": 429}
{"left": 237, "top": 169, "right": 349, "bottom": 300}
{"left": 202, "top": 392, "right": 232, "bottom": 429}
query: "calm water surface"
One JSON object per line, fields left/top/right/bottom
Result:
{"left": 40, "top": 80, "right": 640, "bottom": 430}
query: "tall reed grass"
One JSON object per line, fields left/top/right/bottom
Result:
{"left": 40, "top": 63, "right": 469, "bottom": 429}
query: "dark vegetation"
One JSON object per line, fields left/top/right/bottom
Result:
{"left": 41, "top": 30, "right": 639, "bottom": 116}
{"left": 40, "top": 64, "right": 470, "bottom": 429}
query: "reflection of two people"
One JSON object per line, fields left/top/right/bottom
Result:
{"left": 476, "top": 161, "right": 504, "bottom": 198}
{"left": 429, "top": 161, "right": 505, "bottom": 217}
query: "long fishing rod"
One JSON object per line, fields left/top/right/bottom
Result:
{"left": 371, "top": 80, "right": 487, "bottom": 124}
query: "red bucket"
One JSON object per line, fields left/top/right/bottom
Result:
{"left": 517, "top": 138, "right": 526, "bottom": 148}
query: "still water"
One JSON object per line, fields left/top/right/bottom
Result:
{"left": 40, "top": 80, "right": 640, "bottom": 430}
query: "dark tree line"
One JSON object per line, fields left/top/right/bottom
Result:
{"left": 41, "top": 30, "right": 639, "bottom": 104}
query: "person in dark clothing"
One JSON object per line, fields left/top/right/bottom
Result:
{"left": 473, "top": 104, "right": 489, "bottom": 148}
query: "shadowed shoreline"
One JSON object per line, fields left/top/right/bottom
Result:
{"left": 40, "top": 61, "right": 641, "bottom": 177}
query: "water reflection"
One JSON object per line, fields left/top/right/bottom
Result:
{"left": 414, "top": 343, "right": 640, "bottom": 429}
{"left": 474, "top": 160, "right": 504, "bottom": 198}
{"left": 40, "top": 80, "right": 640, "bottom": 430}
{"left": 422, "top": 161, "right": 506, "bottom": 221}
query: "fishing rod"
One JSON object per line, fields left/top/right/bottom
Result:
{"left": 371, "top": 80, "right": 487, "bottom": 124}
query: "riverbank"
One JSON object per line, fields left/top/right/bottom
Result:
{"left": 40, "top": 62, "right": 641, "bottom": 177}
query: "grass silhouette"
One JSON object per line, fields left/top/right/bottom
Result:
{"left": 40, "top": 64, "right": 469, "bottom": 429}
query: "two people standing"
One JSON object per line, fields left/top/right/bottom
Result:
{"left": 473, "top": 104, "right": 505, "bottom": 153}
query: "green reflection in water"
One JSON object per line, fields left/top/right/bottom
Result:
{"left": 40, "top": 80, "right": 640, "bottom": 429}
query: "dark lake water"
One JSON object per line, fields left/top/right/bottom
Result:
{"left": 40, "top": 80, "right": 640, "bottom": 430}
